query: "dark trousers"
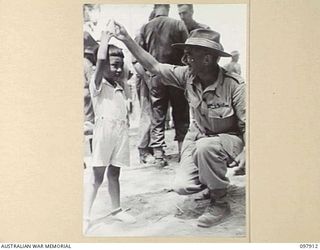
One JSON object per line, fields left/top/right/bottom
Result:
{"left": 137, "top": 76, "right": 153, "bottom": 153}
{"left": 150, "top": 75, "right": 190, "bottom": 149}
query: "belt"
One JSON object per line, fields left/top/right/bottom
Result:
{"left": 193, "top": 120, "right": 215, "bottom": 136}
{"left": 95, "top": 116, "right": 126, "bottom": 124}
{"left": 193, "top": 120, "right": 239, "bottom": 138}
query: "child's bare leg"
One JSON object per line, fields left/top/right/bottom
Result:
{"left": 83, "top": 166, "right": 106, "bottom": 219}
{"left": 107, "top": 165, "right": 136, "bottom": 224}
{"left": 107, "top": 165, "right": 120, "bottom": 210}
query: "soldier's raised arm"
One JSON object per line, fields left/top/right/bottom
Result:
{"left": 112, "top": 21, "right": 161, "bottom": 76}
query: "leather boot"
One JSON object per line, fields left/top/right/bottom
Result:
{"left": 197, "top": 189, "right": 230, "bottom": 227}
{"left": 139, "top": 148, "right": 156, "bottom": 164}
{"left": 153, "top": 147, "right": 168, "bottom": 168}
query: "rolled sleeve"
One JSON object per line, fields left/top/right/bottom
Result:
{"left": 157, "top": 64, "right": 188, "bottom": 90}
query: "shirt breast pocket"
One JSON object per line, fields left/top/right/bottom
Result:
{"left": 207, "top": 105, "right": 237, "bottom": 133}
{"left": 208, "top": 105, "right": 234, "bottom": 119}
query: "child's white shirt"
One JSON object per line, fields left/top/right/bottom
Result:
{"left": 89, "top": 78, "right": 127, "bottom": 122}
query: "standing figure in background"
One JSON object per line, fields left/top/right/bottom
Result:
{"left": 83, "top": 4, "right": 101, "bottom": 40}
{"left": 177, "top": 4, "right": 210, "bottom": 33}
{"left": 133, "top": 60, "right": 156, "bottom": 164}
{"left": 136, "top": 4, "right": 190, "bottom": 166}
{"left": 83, "top": 31, "right": 98, "bottom": 164}
{"left": 133, "top": 10, "right": 157, "bottom": 165}
{"left": 224, "top": 50, "right": 241, "bottom": 75}
{"left": 177, "top": 4, "right": 211, "bottom": 123}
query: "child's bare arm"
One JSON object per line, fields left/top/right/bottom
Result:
{"left": 93, "top": 31, "right": 112, "bottom": 90}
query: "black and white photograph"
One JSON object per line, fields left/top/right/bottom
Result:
{"left": 83, "top": 3, "right": 247, "bottom": 237}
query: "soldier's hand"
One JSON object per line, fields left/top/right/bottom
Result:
{"left": 229, "top": 147, "right": 245, "bottom": 169}
{"left": 112, "top": 21, "right": 129, "bottom": 41}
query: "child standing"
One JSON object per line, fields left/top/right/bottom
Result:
{"left": 83, "top": 27, "right": 136, "bottom": 234}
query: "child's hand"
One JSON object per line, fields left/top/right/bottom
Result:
{"left": 97, "top": 30, "right": 112, "bottom": 60}
{"left": 100, "top": 30, "right": 111, "bottom": 43}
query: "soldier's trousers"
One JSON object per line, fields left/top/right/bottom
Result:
{"left": 173, "top": 122, "right": 244, "bottom": 194}
{"left": 136, "top": 76, "right": 152, "bottom": 152}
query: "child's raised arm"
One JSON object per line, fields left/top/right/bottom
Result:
{"left": 93, "top": 30, "right": 112, "bottom": 90}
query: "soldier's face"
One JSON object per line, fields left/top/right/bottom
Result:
{"left": 182, "top": 47, "right": 203, "bottom": 74}
{"left": 178, "top": 5, "right": 193, "bottom": 25}
{"left": 83, "top": 5, "right": 100, "bottom": 24}
{"left": 183, "top": 47, "right": 219, "bottom": 75}
{"left": 232, "top": 54, "right": 239, "bottom": 62}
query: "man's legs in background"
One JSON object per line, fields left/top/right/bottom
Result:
{"left": 136, "top": 77, "right": 155, "bottom": 164}
{"left": 168, "top": 85, "right": 190, "bottom": 160}
{"left": 150, "top": 75, "right": 169, "bottom": 167}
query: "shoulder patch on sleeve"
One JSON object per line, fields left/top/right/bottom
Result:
{"left": 224, "top": 71, "right": 245, "bottom": 85}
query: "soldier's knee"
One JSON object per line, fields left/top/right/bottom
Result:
{"left": 196, "top": 137, "right": 222, "bottom": 155}
{"left": 196, "top": 139, "right": 209, "bottom": 154}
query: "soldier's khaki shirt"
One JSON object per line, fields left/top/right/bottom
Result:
{"left": 157, "top": 64, "right": 246, "bottom": 141}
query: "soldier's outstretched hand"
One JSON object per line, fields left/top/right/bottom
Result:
{"left": 229, "top": 148, "right": 245, "bottom": 169}
{"left": 229, "top": 148, "right": 246, "bottom": 175}
{"left": 112, "top": 21, "right": 130, "bottom": 41}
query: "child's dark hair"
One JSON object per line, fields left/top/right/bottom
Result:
{"left": 108, "top": 44, "right": 124, "bottom": 58}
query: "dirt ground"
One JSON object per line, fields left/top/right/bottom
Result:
{"left": 84, "top": 123, "right": 246, "bottom": 237}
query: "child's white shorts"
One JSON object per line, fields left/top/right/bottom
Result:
{"left": 91, "top": 117, "right": 129, "bottom": 168}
